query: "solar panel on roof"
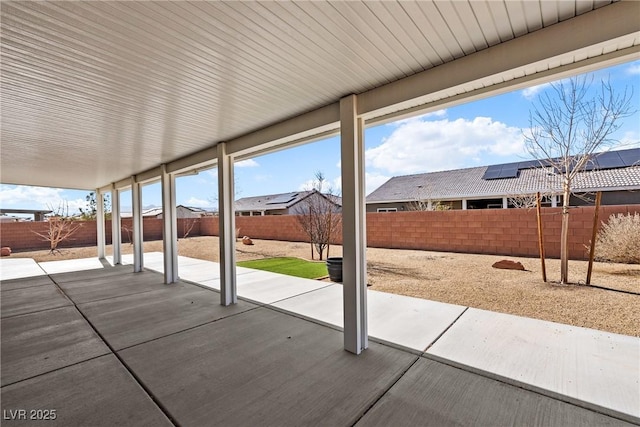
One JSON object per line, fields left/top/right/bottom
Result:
{"left": 595, "top": 151, "right": 624, "bottom": 169}
{"left": 617, "top": 150, "right": 640, "bottom": 167}
{"left": 482, "top": 148, "right": 639, "bottom": 180}
{"left": 517, "top": 160, "right": 540, "bottom": 169}
{"left": 482, "top": 166, "right": 501, "bottom": 180}
{"left": 499, "top": 164, "right": 519, "bottom": 178}
{"left": 267, "top": 193, "right": 298, "bottom": 204}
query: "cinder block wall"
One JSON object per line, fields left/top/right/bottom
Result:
{"left": 198, "top": 205, "right": 638, "bottom": 260}
{"left": 2, "top": 205, "right": 637, "bottom": 259}
{"left": 0, "top": 217, "right": 201, "bottom": 251}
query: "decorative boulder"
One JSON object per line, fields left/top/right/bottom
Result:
{"left": 1, "top": 247, "right": 11, "bottom": 257}
{"left": 492, "top": 259, "right": 525, "bottom": 271}
{"left": 242, "top": 236, "right": 254, "bottom": 245}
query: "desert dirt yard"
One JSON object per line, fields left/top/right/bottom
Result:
{"left": 10, "top": 236, "right": 639, "bottom": 337}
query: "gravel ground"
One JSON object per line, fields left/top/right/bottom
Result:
{"left": 10, "top": 236, "right": 639, "bottom": 337}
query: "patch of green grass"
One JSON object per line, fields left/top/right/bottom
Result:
{"left": 237, "top": 257, "right": 327, "bottom": 279}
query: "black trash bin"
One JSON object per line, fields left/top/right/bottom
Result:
{"left": 326, "top": 257, "right": 343, "bottom": 283}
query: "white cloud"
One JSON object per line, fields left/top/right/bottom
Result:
{"left": 365, "top": 172, "right": 390, "bottom": 195}
{"left": 521, "top": 83, "right": 551, "bottom": 100}
{"left": 0, "top": 185, "right": 90, "bottom": 215}
{"left": 625, "top": 63, "right": 640, "bottom": 75}
{"left": 185, "top": 197, "right": 215, "bottom": 208}
{"left": 236, "top": 159, "right": 259, "bottom": 168}
{"left": 306, "top": 173, "right": 388, "bottom": 197}
{"left": 0, "top": 185, "right": 60, "bottom": 206}
{"left": 612, "top": 130, "right": 640, "bottom": 150}
{"left": 202, "top": 168, "right": 217, "bottom": 178}
{"left": 298, "top": 179, "right": 316, "bottom": 191}
{"left": 298, "top": 176, "right": 342, "bottom": 193}
{"left": 365, "top": 116, "right": 525, "bottom": 175}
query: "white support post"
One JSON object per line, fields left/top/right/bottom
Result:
{"left": 427, "top": 200, "right": 433, "bottom": 211}
{"left": 111, "top": 186, "right": 122, "bottom": 265}
{"left": 161, "top": 165, "right": 179, "bottom": 284}
{"left": 131, "top": 177, "right": 144, "bottom": 273}
{"left": 551, "top": 195, "right": 558, "bottom": 207}
{"left": 340, "top": 94, "right": 368, "bottom": 355}
{"left": 502, "top": 196, "right": 509, "bottom": 209}
{"left": 462, "top": 199, "right": 468, "bottom": 210}
{"left": 218, "top": 142, "right": 237, "bottom": 306}
{"left": 96, "top": 189, "right": 106, "bottom": 260}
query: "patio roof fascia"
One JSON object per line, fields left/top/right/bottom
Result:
{"left": 357, "top": 1, "right": 640, "bottom": 121}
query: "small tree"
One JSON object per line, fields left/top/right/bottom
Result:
{"left": 524, "top": 76, "right": 634, "bottom": 283}
{"left": 295, "top": 171, "right": 341, "bottom": 260}
{"left": 79, "top": 192, "right": 111, "bottom": 220}
{"left": 32, "top": 202, "right": 83, "bottom": 254}
{"left": 181, "top": 217, "right": 199, "bottom": 239}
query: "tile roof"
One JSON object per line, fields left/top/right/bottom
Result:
{"left": 367, "top": 149, "right": 640, "bottom": 202}
{"left": 235, "top": 191, "right": 312, "bottom": 212}
{"left": 236, "top": 190, "right": 342, "bottom": 212}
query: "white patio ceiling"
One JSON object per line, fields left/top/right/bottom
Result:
{"left": 1, "top": 1, "right": 639, "bottom": 190}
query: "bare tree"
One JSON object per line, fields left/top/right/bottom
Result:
{"left": 294, "top": 171, "right": 341, "bottom": 261}
{"left": 32, "top": 202, "right": 83, "bottom": 254}
{"left": 405, "top": 184, "right": 451, "bottom": 211}
{"left": 507, "top": 194, "right": 538, "bottom": 210}
{"left": 181, "top": 217, "right": 199, "bottom": 239}
{"left": 121, "top": 224, "right": 133, "bottom": 245}
{"left": 524, "top": 76, "right": 634, "bottom": 283}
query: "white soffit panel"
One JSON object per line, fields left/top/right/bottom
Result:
{"left": 1, "top": 0, "right": 636, "bottom": 190}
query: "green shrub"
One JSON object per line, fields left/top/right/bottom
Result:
{"left": 595, "top": 213, "right": 640, "bottom": 264}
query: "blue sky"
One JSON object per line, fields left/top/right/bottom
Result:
{"left": 2, "top": 61, "right": 639, "bottom": 215}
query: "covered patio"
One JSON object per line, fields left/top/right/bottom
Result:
{"left": 1, "top": 1, "right": 640, "bottom": 425}
{"left": 2, "top": 257, "right": 637, "bottom": 425}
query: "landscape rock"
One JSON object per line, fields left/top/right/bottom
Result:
{"left": 242, "top": 236, "right": 254, "bottom": 246}
{"left": 1, "top": 247, "right": 11, "bottom": 257}
{"left": 492, "top": 259, "right": 525, "bottom": 271}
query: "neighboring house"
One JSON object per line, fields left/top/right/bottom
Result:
{"left": 235, "top": 190, "right": 342, "bottom": 216}
{"left": 367, "top": 148, "right": 640, "bottom": 212}
{"left": 0, "top": 208, "right": 51, "bottom": 221}
{"left": 121, "top": 205, "right": 216, "bottom": 219}
{"left": 0, "top": 215, "right": 25, "bottom": 223}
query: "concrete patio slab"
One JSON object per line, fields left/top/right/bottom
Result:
{"left": 356, "top": 357, "right": 632, "bottom": 426}
{"left": 427, "top": 308, "right": 640, "bottom": 423}
{"left": 79, "top": 283, "right": 257, "bottom": 350}
{"left": 236, "top": 271, "right": 332, "bottom": 305}
{"left": 271, "top": 283, "right": 343, "bottom": 326}
{"left": 272, "top": 285, "right": 467, "bottom": 352}
{"left": 48, "top": 263, "right": 132, "bottom": 284}
{"left": 1, "top": 354, "right": 172, "bottom": 427}
{"left": 56, "top": 270, "right": 169, "bottom": 304}
{"left": 39, "top": 257, "right": 105, "bottom": 275}
{"left": 176, "top": 261, "right": 221, "bottom": 282}
{"left": 0, "top": 275, "right": 55, "bottom": 292}
{"left": 119, "top": 307, "right": 417, "bottom": 427}
{"left": 0, "top": 258, "right": 45, "bottom": 280}
{"left": 195, "top": 278, "right": 220, "bottom": 291}
{"left": 1, "top": 306, "right": 110, "bottom": 386}
{"left": 367, "top": 290, "right": 467, "bottom": 351}
{"left": 1, "top": 285, "right": 72, "bottom": 318}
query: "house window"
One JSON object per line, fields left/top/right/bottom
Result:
{"left": 377, "top": 208, "right": 398, "bottom": 213}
